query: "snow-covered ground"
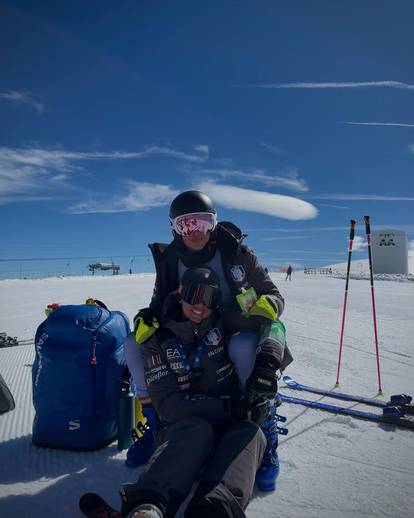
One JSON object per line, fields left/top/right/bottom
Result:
{"left": 1, "top": 272, "right": 413, "bottom": 518}
{"left": 324, "top": 249, "right": 414, "bottom": 282}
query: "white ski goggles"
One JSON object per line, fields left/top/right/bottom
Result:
{"left": 171, "top": 212, "right": 217, "bottom": 237}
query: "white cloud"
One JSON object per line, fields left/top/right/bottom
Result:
{"left": 247, "top": 223, "right": 414, "bottom": 233}
{"left": 260, "top": 143, "right": 283, "bottom": 155}
{"left": 0, "top": 90, "right": 44, "bottom": 113}
{"left": 68, "top": 182, "right": 179, "bottom": 214}
{"left": 352, "top": 235, "right": 367, "bottom": 252}
{"left": 250, "top": 81, "right": 414, "bottom": 90}
{"left": 213, "top": 157, "right": 235, "bottom": 167}
{"left": 342, "top": 121, "right": 414, "bottom": 128}
{"left": 194, "top": 166, "right": 308, "bottom": 192}
{"left": 318, "top": 203, "right": 352, "bottom": 210}
{"left": 137, "top": 145, "right": 209, "bottom": 162}
{"left": 0, "top": 160, "right": 65, "bottom": 199}
{"left": 246, "top": 226, "right": 353, "bottom": 233}
{"left": 0, "top": 145, "right": 208, "bottom": 203}
{"left": 197, "top": 181, "right": 317, "bottom": 220}
{"left": 0, "top": 145, "right": 209, "bottom": 169}
{"left": 263, "top": 235, "right": 315, "bottom": 241}
{"left": 308, "top": 194, "right": 414, "bottom": 201}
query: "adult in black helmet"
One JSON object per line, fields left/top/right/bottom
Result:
{"left": 169, "top": 189, "right": 216, "bottom": 218}
{"left": 169, "top": 190, "right": 217, "bottom": 255}
{"left": 124, "top": 189, "right": 291, "bottom": 491}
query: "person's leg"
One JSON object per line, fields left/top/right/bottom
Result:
{"left": 227, "top": 330, "right": 282, "bottom": 492}
{"left": 255, "top": 398, "right": 281, "bottom": 492}
{"left": 124, "top": 333, "right": 148, "bottom": 399}
{"left": 122, "top": 417, "right": 215, "bottom": 518}
{"left": 185, "top": 421, "right": 266, "bottom": 518}
{"left": 227, "top": 330, "right": 258, "bottom": 389}
{"left": 124, "top": 333, "right": 158, "bottom": 467}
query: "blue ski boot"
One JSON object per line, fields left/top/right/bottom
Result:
{"left": 256, "top": 398, "right": 281, "bottom": 491}
{"left": 125, "top": 405, "right": 158, "bottom": 468}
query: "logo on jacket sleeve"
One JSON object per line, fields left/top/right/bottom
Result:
{"left": 230, "top": 265, "right": 246, "bottom": 282}
{"left": 146, "top": 353, "right": 163, "bottom": 369}
{"left": 203, "top": 328, "right": 222, "bottom": 346}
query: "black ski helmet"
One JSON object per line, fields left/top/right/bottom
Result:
{"left": 181, "top": 266, "right": 221, "bottom": 309}
{"left": 181, "top": 266, "right": 220, "bottom": 289}
{"left": 169, "top": 190, "right": 216, "bottom": 220}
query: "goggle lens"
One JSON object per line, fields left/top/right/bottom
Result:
{"left": 172, "top": 213, "right": 217, "bottom": 236}
{"left": 181, "top": 282, "right": 221, "bottom": 309}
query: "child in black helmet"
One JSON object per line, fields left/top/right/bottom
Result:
{"left": 119, "top": 266, "right": 267, "bottom": 518}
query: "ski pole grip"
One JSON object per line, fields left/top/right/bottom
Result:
{"left": 349, "top": 219, "right": 356, "bottom": 240}
{"left": 364, "top": 216, "right": 370, "bottom": 235}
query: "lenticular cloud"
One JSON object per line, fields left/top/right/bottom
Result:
{"left": 198, "top": 182, "right": 318, "bottom": 220}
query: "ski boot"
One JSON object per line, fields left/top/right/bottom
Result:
{"left": 256, "top": 396, "right": 286, "bottom": 491}
{"left": 125, "top": 405, "right": 158, "bottom": 468}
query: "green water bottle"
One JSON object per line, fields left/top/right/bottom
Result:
{"left": 117, "top": 379, "right": 135, "bottom": 451}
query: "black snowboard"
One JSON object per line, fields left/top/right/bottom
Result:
{"left": 79, "top": 493, "right": 121, "bottom": 518}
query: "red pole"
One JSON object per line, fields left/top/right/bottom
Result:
{"left": 364, "top": 216, "right": 383, "bottom": 395}
{"left": 335, "top": 220, "right": 356, "bottom": 387}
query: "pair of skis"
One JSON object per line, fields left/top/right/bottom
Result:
{"left": 281, "top": 375, "right": 414, "bottom": 430}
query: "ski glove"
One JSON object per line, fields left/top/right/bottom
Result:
{"left": 245, "top": 350, "right": 280, "bottom": 401}
{"left": 249, "top": 295, "right": 279, "bottom": 321}
{"left": 133, "top": 308, "right": 159, "bottom": 344}
{"left": 245, "top": 395, "right": 270, "bottom": 425}
{"left": 226, "top": 396, "right": 270, "bottom": 426}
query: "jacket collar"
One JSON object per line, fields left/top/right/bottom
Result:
{"left": 150, "top": 221, "right": 244, "bottom": 264}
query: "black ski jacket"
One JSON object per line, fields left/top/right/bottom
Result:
{"left": 143, "top": 295, "right": 241, "bottom": 425}
{"left": 147, "top": 222, "right": 285, "bottom": 335}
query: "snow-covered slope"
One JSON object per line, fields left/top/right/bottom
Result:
{"left": 325, "top": 249, "right": 414, "bottom": 275}
{"left": 1, "top": 273, "right": 414, "bottom": 518}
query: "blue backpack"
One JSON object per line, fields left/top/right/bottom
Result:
{"left": 32, "top": 303, "right": 130, "bottom": 450}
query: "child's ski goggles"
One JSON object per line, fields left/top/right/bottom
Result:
{"left": 171, "top": 212, "right": 217, "bottom": 237}
{"left": 181, "top": 282, "right": 221, "bottom": 309}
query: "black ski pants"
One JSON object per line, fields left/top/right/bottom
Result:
{"left": 121, "top": 416, "right": 266, "bottom": 518}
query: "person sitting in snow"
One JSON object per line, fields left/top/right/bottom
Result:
{"left": 119, "top": 266, "right": 274, "bottom": 518}
{"left": 125, "top": 190, "right": 292, "bottom": 491}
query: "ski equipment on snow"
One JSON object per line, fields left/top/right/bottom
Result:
{"left": 0, "top": 332, "right": 30, "bottom": 347}
{"left": 335, "top": 219, "right": 356, "bottom": 387}
{"left": 79, "top": 492, "right": 121, "bottom": 518}
{"left": 364, "top": 215, "right": 383, "bottom": 395}
{"left": 279, "top": 392, "right": 414, "bottom": 430}
{"left": 283, "top": 375, "right": 414, "bottom": 414}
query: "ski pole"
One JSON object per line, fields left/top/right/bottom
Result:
{"left": 335, "top": 219, "right": 356, "bottom": 387}
{"left": 364, "top": 216, "right": 383, "bottom": 395}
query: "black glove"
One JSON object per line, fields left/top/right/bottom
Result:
{"left": 133, "top": 308, "right": 159, "bottom": 344}
{"left": 245, "top": 352, "right": 279, "bottom": 401}
{"left": 244, "top": 395, "right": 269, "bottom": 426}
{"left": 225, "top": 396, "right": 270, "bottom": 426}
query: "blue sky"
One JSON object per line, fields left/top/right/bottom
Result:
{"left": 1, "top": 0, "right": 414, "bottom": 279}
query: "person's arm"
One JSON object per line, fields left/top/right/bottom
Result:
{"left": 245, "top": 250, "right": 285, "bottom": 317}
{"left": 143, "top": 335, "right": 233, "bottom": 425}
